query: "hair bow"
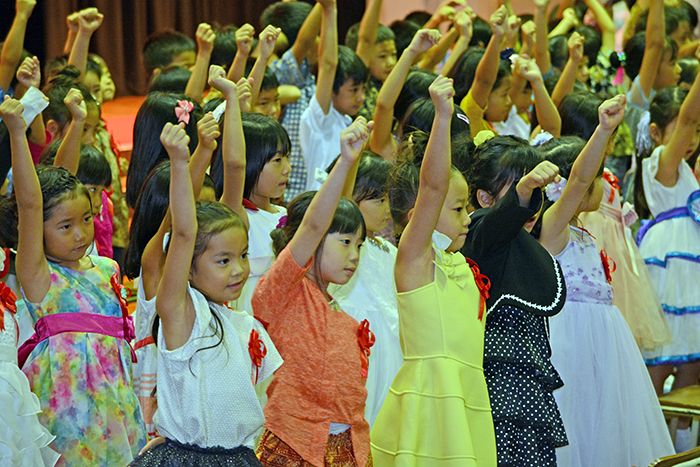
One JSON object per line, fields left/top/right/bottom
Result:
{"left": 357, "top": 319, "right": 375, "bottom": 378}
{"left": 612, "top": 51, "right": 626, "bottom": 87}
{"left": 465, "top": 258, "right": 490, "bottom": 321}
{"left": 0, "top": 283, "right": 17, "bottom": 332}
{"left": 175, "top": 99, "right": 194, "bottom": 125}
{"left": 248, "top": 329, "right": 267, "bottom": 384}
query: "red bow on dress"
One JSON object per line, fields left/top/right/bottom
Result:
{"left": 600, "top": 249, "right": 617, "bottom": 284}
{"left": 0, "top": 282, "right": 17, "bottom": 332}
{"left": 110, "top": 273, "right": 131, "bottom": 316}
{"left": 249, "top": 329, "right": 267, "bottom": 384}
{"left": 357, "top": 319, "right": 375, "bottom": 378}
{"left": 465, "top": 258, "right": 491, "bottom": 321}
{"left": 603, "top": 172, "right": 620, "bottom": 203}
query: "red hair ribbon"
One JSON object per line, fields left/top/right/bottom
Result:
{"left": 0, "top": 283, "right": 17, "bottom": 332}
{"left": 249, "top": 329, "right": 267, "bottom": 384}
{"left": 603, "top": 171, "right": 620, "bottom": 203}
{"left": 110, "top": 273, "right": 132, "bottom": 317}
{"left": 175, "top": 100, "right": 194, "bottom": 125}
{"left": 466, "top": 258, "right": 490, "bottom": 321}
{"left": 600, "top": 249, "right": 616, "bottom": 284}
{"left": 357, "top": 319, "right": 375, "bottom": 378}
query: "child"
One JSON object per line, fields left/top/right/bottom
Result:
{"left": 129, "top": 119, "right": 281, "bottom": 465}
{"left": 463, "top": 135, "right": 567, "bottom": 466}
{"left": 561, "top": 92, "right": 672, "bottom": 354}
{"left": 300, "top": 0, "right": 368, "bottom": 191}
{"left": 535, "top": 95, "right": 674, "bottom": 467}
{"left": 253, "top": 117, "right": 373, "bottom": 466}
{"left": 635, "top": 66, "right": 700, "bottom": 400}
{"left": 142, "top": 29, "right": 196, "bottom": 79}
{"left": 0, "top": 98, "right": 147, "bottom": 464}
{"left": 0, "top": 279, "right": 60, "bottom": 466}
{"left": 371, "top": 75, "right": 496, "bottom": 466}
{"left": 125, "top": 92, "right": 200, "bottom": 207}
{"left": 327, "top": 151, "right": 401, "bottom": 429}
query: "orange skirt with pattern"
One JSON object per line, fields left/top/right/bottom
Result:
{"left": 256, "top": 429, "right": 373, "bottom": 467}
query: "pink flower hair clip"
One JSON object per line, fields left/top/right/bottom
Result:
{"left": 175, "top": 99, "right": 194, "bottom": 124}
{"left": 276, "top": 215, "right": 287, "bottom": 229}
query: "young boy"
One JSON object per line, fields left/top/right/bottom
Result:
{"left": 142, "top": 30, "right": 196, "bottom": 78}
{"left": 300, "top": 40, "right": 368, "bottom": 191}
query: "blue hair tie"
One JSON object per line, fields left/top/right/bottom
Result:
{"left": 500, "top": 48, "right": 517, "bottom": 62}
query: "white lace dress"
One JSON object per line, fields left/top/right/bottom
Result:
{"left": 0, "top": 309, "right": 60, "bottom": 466}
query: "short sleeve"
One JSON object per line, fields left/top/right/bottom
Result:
{"left": 252, "top": 246, "right": 313, "bottom": 328}
{"left": 301, "top": 94, "right": 336, "bottom": 137}
{"left": 270, "top": 49, "right": 312, "bottom": 88}
{"left": 460, "top": 90, "right": 490, "bottom": 138}
{"left": 157, "top": 285, "right": 212, "bottom": 362}
{"left": 252, "top": 318, "right": 283, "bottom": 383}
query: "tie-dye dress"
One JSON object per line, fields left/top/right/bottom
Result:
{"left": 21, "top": 256, "right": 147, "bottom": 466}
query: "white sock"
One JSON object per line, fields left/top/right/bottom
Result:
{"left": 675, "top": 427, "right": 692, "bottom": 453}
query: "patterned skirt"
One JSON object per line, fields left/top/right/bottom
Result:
{"left": 257, "top": 429, "right": 372, "bottom": 467}
{"left": 128, "top": 438, "right": 262, "bottom": 467}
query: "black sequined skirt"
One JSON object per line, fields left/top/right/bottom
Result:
{"left": 128, "top": 438, "right": 262, "bottom": 467}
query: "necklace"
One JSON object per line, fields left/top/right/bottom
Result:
{"left": 367, "top": 236, "right": 390, "bottom": 253}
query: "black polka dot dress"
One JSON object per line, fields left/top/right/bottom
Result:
{"left": 484, "top": 305, "right": 567, "bottom": 467}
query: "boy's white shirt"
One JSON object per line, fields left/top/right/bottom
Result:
{"left": 299, "top": 94, "right": 352, "bottom": 191}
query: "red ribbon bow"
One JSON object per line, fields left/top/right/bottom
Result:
{"left": 248, "top": 329, "right": 267, "bottom": 384}
{"left": 466, "top": 258, "right": 490, "bottom": 321}
{"left": 110, "top": 273, "right": 131, "bottom": 317}
{"left": 175, "top": 100, "right": 194, "bottom": 125}
{"left": 600, "top": 249, "right": 616, "bottom": 285}
{"left": 0, "top": 283, "right": 17, "bottom": 332}
{"left": 603, "top": 172, "right": 620, "bottom": 203}
{"left": 357, "top": 319, "right": 375, "bottom": 378}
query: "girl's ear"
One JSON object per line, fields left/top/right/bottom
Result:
{"left": 477, "top": 189, "right": 494, "bottom": 208}
{"left": 649, "top": 122, "right": 664, "bottom": 145}
{"left": 45, "top": 119, "right": 61, "bottom": 139}
{"left": 406, "top": 207, "right": 415, "bottom": 223}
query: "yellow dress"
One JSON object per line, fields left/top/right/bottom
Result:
{"left": 370, "top": 245, "right": 497, "bottom": 466}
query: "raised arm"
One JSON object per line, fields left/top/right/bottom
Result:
{"left": 155, "top": 122, "right": 197, "bottom": 351}
{"left": 582, "top": 0, "right": 615, "bottom": 52}
{"left": 289, "top": 117, "right": 370, "bottom": 267}
{"left": 518, "top": 56, "right": 561, "bottom": 137}
{"left": 421, "top": 0, "right": 464, "bottom": 30}
{"left": 292, "top": 3, "right": 323, "bottom": 66}
{"left": 189, "top": 112, "right": 220, "bottom": 199}
{"left": 185, "top": 23, "right": 216, "bottom": 104}
{"left": 548, "top": 7, "right": 579, "bottom": 38}
{"left": 370, "top": 29, "right": 440, "bottom": 160}
{"left": 0, "top": 98, "right": 49, "bottom": 303}
{"left": 249, "top": 26, "right": 280, "bottom": 105}
{"left": 394, "top": 75, "right": 454, "bottom": 293}
{"left": 355, "top": 0, "right": 383, "bottom": 67}
{"left": 551, "top": 32, "right": 584, "bottom": 107}
{"left": 539, "top": 94, "right": 625, "bottom": 255}
{"left": 53, "top": 88, "right": 86, "bottom": 174}
{"left": 471, "top": 6, "right": 507, "bottom": 110}
{"left": 228, "top": 24, "right": 254, "bottom": 82}
{"left": 534, "top": 0, "right": 552, "bottom": 76}
{"left": 315, "top": 0, "right": 338, "bottom": 114}
{"left": 441, "top": 9, "right": 474, "bottom": 77}
{"left": 629, "top": 0, "right": 664, "bottom": 108}
{"left": 657, "top": 48, "right": 700, "bottom": 187}
{"left": 0, "top": 0, "right": 36, "bottom": 93}
{"left": 519, "top": 20, "right": 536, "bottom": 58}
{"left": 210, "top": 66, "right": 250, "bottom": 227}
{"left": 68, "top": 8, "right": 103, "bottom": 79}
{"left": 15, "top": 55, "right": 45, "bottom": 146}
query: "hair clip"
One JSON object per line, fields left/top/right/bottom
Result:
{"left": 276, "top": 215, "right": 287, "bottom": 229}
{"left": 545, "top": 177, "right": 567, "bottom": 202}
{"left": 175, "top": 99, "right": 194, "bottom": 124}
{"left": 500, "top": 48, "right": 516, "bottom": 63}
{"left": 474, "top": 130, "right": 495, "bottom": 147}
{"left": 456, "top": 113, "right": 470, "bottom": 125}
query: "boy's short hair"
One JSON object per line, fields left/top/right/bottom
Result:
{"left": 143, "top": 30, "right": 196, "bottom": 76}
{"left": 148, "top": 66, "right": 192, "bottom": 94}
{"left": 390, "top": 20, "right": 421, "bottom": 59}
{"left": 333, "top": 46, "right": 369, "bottom": 93}
{"left": 404, "top": 11, "right": 432, "bottom": 27}
{"left": 260, "top": 1, "right": 313, "bottom": 51}
{"left": 470, "top": 16, "right": 493, "bottom": 48}
{"left": 575, "top": 25, "right": 602, "bottom": 66}
{"left": 244, "top": 60, "right": 280, "bottom": 91}
{"left": 344, "top": 23, "right": 396, "bottom": 51}
{"left": 211, "top": 25, "right": 239, "bottom": 68}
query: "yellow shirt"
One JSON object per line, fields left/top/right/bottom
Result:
{"left": 461, "top": 89, "right": 495, "bottom": 139}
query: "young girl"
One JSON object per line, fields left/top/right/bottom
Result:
{"left": 327, "top": 151, "right": 402, "bottom": 429}
{"left": 0, "top": 98, "right": 147, "bottom": 464}
{"left": 535, "top": 95, "right": 674, "bottom": 467}
{"left": 463, "top": 135, "right": 567, "bottom": 466}
{"left": 371, "top": 76, "right": 496, "bottom": 466}
{"left": 0, "top": 280, "right": 59, "bottom": 466}
{"left": 253, "top": 117, "right": 373, "bottom": 466}
{"left": 129, "top": 119, "right": 281, "bottom": 466}
{"left": 562, "top": 92, "right": 672, "bottom": 353}
{"left": 635, "top": 64, "right": 700, "bottom": 398}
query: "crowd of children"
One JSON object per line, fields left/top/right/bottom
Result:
{"left": 3, "top": 0, "right": 700, "bottom": 465}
